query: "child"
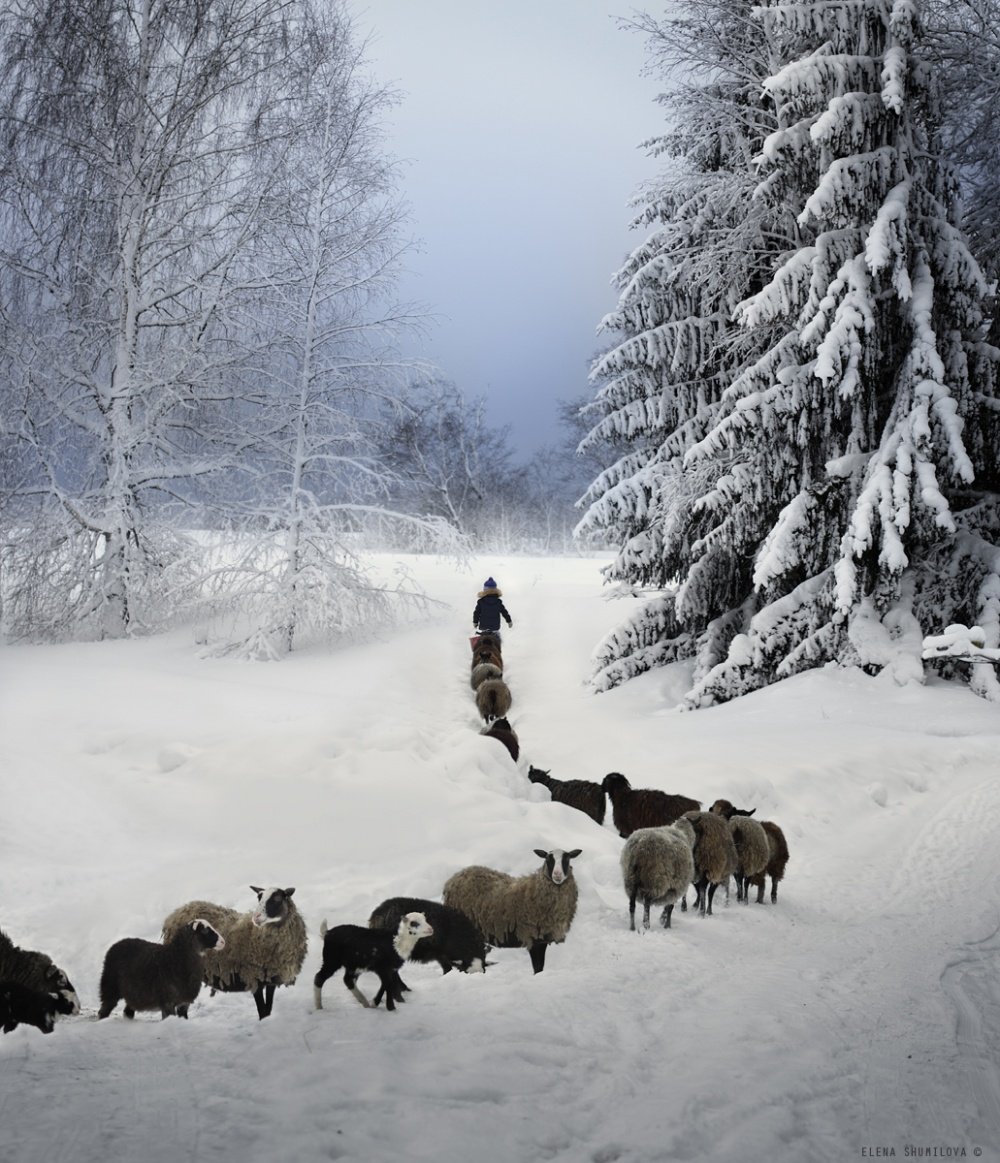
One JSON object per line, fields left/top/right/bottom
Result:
{"left": 473, "top": 577, "right": 513, "bottom": 638}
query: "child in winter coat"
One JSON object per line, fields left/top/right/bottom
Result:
{"left": 473, "top": 577, "right": 513, "bottom": 637}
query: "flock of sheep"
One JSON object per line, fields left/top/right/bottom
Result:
{"left": 0, "top": 625, "right": 788, "bottom": 1035}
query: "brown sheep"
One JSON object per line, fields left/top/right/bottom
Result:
{"left": 710, "top": 800, "right": 788, "bottom": 903}
{"left": 481, "top": 716, "right": 519, "bottom": 761}
{"left": 476, "top": 678, "right": 512, "bottom": 722}
{"left": 601, "top": 772, "right": 700, "bottom": 839}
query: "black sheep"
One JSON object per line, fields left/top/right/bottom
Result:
{"left": 481, "top": 716, "right": 519, "bottom": 761}
{"left": 0, "top": 980, "right": 60, "bottom": 1034}
{"left": 368, "top": 897, "right": 488, "bottom": 994}
{"left": 602, "top": 772, "right": 700, "bottom": 838}
{"left": 528, "top": 766, "right": 606, "bottom": 825}
{"left": 98, "top": 919, "right": 225, "bottom": 1020}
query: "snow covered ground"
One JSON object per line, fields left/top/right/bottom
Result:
{"left": 2, "top": 553, "right": 1000, "bottom": 1163}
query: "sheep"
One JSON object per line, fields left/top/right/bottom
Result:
{"left": 620, "top": 818, "right": 695, "bottom": 931}
{"left": 679, "top": 810, "right": 737, "bottom": 916}
{"left": 481, "top": 716, "right": 519, "bottom": 761}
{"left": 710, "top": 800, "right": 787, "bottom": 902}
{"left": 368, "top": 897, "right": 488, "bottom": 990}
{"left": 748, "top": 821, "right": 789, "bottom": 903}
{"left": 476, "top": 677, "right": 513, "bottom": 722}
{"left": 724, "top": 816, "right": 771, "bottom": 903}
{"left": 473, "top": 646, "right": 503, "bottom": 671}
{"left": 527, "top": 765, "right": 606, "bottom": 826}
{"left": 470, "top": 661, "right": 503, "bottom": 690}
{"left": 162, "top": 886, "right": 307, "bottom": 1020}
{"left": 0, "top": 981, "right": 60, "bottom": 1034}
{"left": 601, "top": 772, "right": 700, "bottom": 838}
{"left": 97, "top": 919, "right": 225, "bottom": 1020}
{"left": 0, "top": 927, "right": 80, "bottom": 1018}
{"left": 442, "top": 847, "right": 581, "bottom": 973}
{"left": 313, "top": 912, "right": 433, "bottom": 1011}
{"left": 472, "top": 632, "right": 502, "bottom": 656}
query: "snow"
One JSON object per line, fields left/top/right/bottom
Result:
{"left": 4, "top": 553, "right": 1000, "bottom": 1162}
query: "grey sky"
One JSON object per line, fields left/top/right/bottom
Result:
{"left": 354, "top": 1, "right": 664, "bottom": 459}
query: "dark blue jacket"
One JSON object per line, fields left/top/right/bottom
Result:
{"left": 473, "top": 590, "right": 512, "bottom": 633}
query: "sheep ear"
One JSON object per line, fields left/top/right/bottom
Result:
{"left": 567, "top": 849, "right": 582, "bottom": 859}
{"left": 533, "top": 849, "right": 548, "bottom": 859}
{"left": 283, "top": 887, "right": 295, "bottom": 898}
{"left": 250, "top": 885, "right": 264, "bottom": 895}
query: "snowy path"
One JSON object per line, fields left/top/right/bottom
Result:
{"left": 3, "top": 555, "right": 1000, "bottom": 1162}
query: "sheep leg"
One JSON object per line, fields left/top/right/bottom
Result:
{"left": 97, "top": 997, "right": 118, "bottom": 1020}
{"left": 660, "top": 903, "right": 674, "bottom": 929}
{"left": 628, "top": 889, "right": 638, "bottom": 932}
{"left": 252, "top": 983, "right": 275, "bottom": 1020}
{"left": 343, "top": 970, "right": 371, "bottom": 1008}
{"left": 528, "top": 941, "right": 548, "bottom": 974}
{"left": 642, "top": 897, "right": 652, "bottom": 931}
{"left": 755, "top": 879, "right": 765, "bottom": 904}
{"left": 123, "top": 1006, "right": 136, "bottom": 1020}
{"left": 175, "top": 1004, "right": 189, "bottom": 1019}
{"left": 771, "top": 879, "right": 779, "bottom": 903}
{"left": 706, "top": 881, "right": 720, "bottom": 916}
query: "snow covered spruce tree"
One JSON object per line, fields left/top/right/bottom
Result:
{"left": 577, "top": 0, "right": 789, "bottom": 689}
{"left": 0, "top": 0, "right": 305, "bottom": 640}
{"left": 583, "top": 0, "right": 1000, "bottom": 705}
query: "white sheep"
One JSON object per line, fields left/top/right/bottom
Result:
{"left": 620, "top": 818, "right": 695, "bottom": 930}
{"left": 162, "top": 886, "right": 307, "bottom": 1019}
{"left": 442, "top": 848, "right": 581, "bottom": 973}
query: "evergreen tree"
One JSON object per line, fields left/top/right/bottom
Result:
{"left": 583, "top": 0, "right": 1000, "bottom": 705}
{"left": 577, "top": 0, "right": 786, "bottom": 689}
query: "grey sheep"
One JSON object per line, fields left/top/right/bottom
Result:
{"left": 527, "top": 766, "right": 606, "bottom": 826}
{"left": 162, "top": 886, "right": 307, "bottom": 1019}
{"left": 443, "top": 848, "right": 581, "bottom": 973}
{"left": 476, "top": 677, "right": 513, "bottom": 722}
{"left": 0, "top": 927, "right": 79, "bottom": 1018}
{"left": 0, "top": 981, "right": 61, "bottom": 1034}
{"left": 620, "top": 818, "right": 695, "bottom": 931}
{"left": 98, "top": 919, "right": 225, "bottom": 1020}
{"left": 725, "top": 816, "right": 771, "bottom": 903}
{"left": 680, "top": 810, "right": 737, "bottom": 916}
{"left": 470, "top": 662, "right": 502, "bottom": 690}
{"left": 601, "top": 772, "right": 700, "bottom": 838}
{"left": 710, "top": 800, "right": 789, "bottom": 904}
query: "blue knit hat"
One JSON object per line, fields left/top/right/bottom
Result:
{"left": 483, "top": 577, "right": 497, "bottom": 589}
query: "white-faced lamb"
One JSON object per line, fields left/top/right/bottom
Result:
{"left": 476, "top": 677, "right": 512, "bottom": 722}
{"left": 0, "top": 981, "right": 60, "bottom": 1034}
{"left": 0, "top": 927, "right": 80, "bottom": 1019}
{"left": 98, "top": 920, "right": 224, "bottom": 1020}
{"left": 442, "top": 848, "right": 581, "bottom": 973}
{"left": 710, "top": 800, "right": 788, "bottom": 903}
{"left": 620, "top": 818, "right": 695, "bottom": 931}
{"left": 162, "top": 886, "right": 307, "bottom": 1019}
{"left": 368, "top": 897, "right": 488, "bottom": 984}
{"left": 481, "top": 716, "right": 519, "bottom": 761}
{"left": 527, "top": 766, "right": 606, "bottom": 826}
{"left": 679, "top": 810, "right": 737, "bottom": 916}
{"left": 601, "top": 772, "right": 700, "bottom": 838}
{"left": 314, "top": 912, "right": 433, "bottom": 1011}
{"left": 470, "top": 661, "right": 503, "bottom": 690}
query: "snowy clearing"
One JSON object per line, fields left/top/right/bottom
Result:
{"left": 2, "top": 554, "right": 1000, "bottom": 1163}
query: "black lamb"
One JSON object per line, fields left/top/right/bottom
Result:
{"left": 601, "top": 772, "right": 700, "bottom": 838}
{"left": 314, "top": 912, "right": 433, "bottom": 1011}
{"left": 98, "top": 919, "right": 225, "bottom": 1020}
{"left": 0, "top": 980, "right": 60, "bottom": 1034}
{"left": 528, "top": 765, "right": 606, "bottom": 825}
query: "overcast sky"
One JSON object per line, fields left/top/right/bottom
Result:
{"left": 352, "top": 0, "right": 665, "bottom": 459}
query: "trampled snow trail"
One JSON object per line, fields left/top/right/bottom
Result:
{"left": 3, "top": 555, "right": 1000, "bottom": 1163}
